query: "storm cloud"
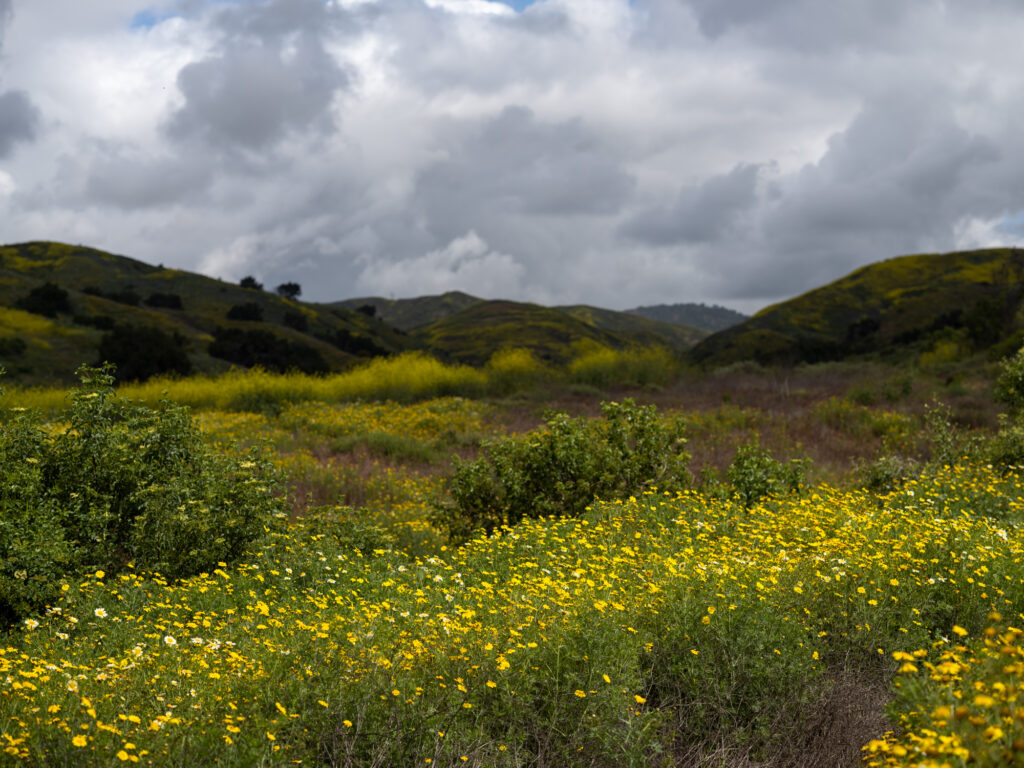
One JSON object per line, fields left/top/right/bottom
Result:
{"left": 1, "top": 0, "right": 1024, "bottom": 312}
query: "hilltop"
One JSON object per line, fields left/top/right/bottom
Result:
{"left": 691, "top": 247, "right": 1024, "bottom": 367}
{"left": 0, "top": 242, "right": 414, "bottom": 385}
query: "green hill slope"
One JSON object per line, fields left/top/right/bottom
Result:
{"left": 691, "top": 248, "right": 1024, "bottom": 367}
{"left": 333, "top": 292, "right": 482, "bottom": 331}
{"left": 0, "top": 242, "right": 414, "bottom": 384}
{"left": 558, "top": 305, "right": 708, "bottom": 348}
{"left": 412, "top": 300, "right": 665, "bottom": 366}
{"left": 626, "top": 303, "right": 747, "bottom": 333}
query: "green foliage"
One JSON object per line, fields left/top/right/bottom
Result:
{"left": 435, "top": 399, "right": 690, "bottom": 540}
{"left": 15, "top": 281, "right": 71, "bottom": 317}
{"left": 0, "top": 365, "right": 283, "bottom": 624}
{"left": 226, "top": 301, "right": 264, "bottom": 321}
{"left": 209, "top": 327, "right": 329, "bottom": 374}
{"left": 276, "top": 282, "right": 302, "bottom": 300}
{"left": 96, "top": 323, "right": 193, "bottom": 383}
{"left": 568, "top": 344, "right": 677, "bottom": 388}
{"left": 727, "top": 440, "right": 806, "bottom": 508}
{"left": 144, "top": 291, "right": 183, "bottom": 309}
{"left": 485, "top": 347, "right": 550, "bottom": 395}
{"left": 994, "top": 346, "right": 1024, "bottom": 416}
{"left": 857, "top": 454, "right": 920, "bottom": 494}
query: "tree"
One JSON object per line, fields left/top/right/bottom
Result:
{"left": 16, "top": 282, "right": 71, "bottom": 317}
{"left": 239, "top": 276, "right": 263, "bottom": 291}
{"left": 276, "top": 282, "right": 302, "bottom": 300}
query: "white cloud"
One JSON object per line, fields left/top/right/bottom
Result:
{"left": 355, "top": 231, "right": 525, "bottom": 298}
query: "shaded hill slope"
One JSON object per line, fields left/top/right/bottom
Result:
{"left": 558, "top": 305, "right": 708, "bottom": 348}
{"left": 627, "top": 303, "right": 748, "bottom": 333}
{"left": 0, "top": 242, "right": 414, "bottom": 384}
{"left": 691, "top": 248, "right": 1024, "bottom": 367}
{"left": 334, "top": 292, "right": 482, "bottom": 331}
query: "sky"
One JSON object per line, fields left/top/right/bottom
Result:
{"left": 1, "top": 0, "right": 1024, "bottom": 313}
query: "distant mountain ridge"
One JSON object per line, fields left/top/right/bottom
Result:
{"left": 691, "top": 248, "right": 1024, "bottom": 367}
{"left": 626, "top": 303, "right": 748, "bottom": 333}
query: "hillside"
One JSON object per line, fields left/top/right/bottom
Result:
{"left": 558, "top": 304, "right": 708, "bottom": 348}
{"left": 334, "top": 292, "right": 482, "bottom": 331}
{"left": 691, "top": 247, "right": 1024, "bottom": 367}
{"left": 627, "top": 302, "right": 748, "bottom": 332}
{"left": 0, "top": 242, "right": 415, "bottom": 384}
{"left": 412, "top": 300, "right": 667, "bottom": 366}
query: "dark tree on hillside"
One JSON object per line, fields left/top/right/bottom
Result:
{"left": 276, "top": 282, "right": 301, "bottom": 300}
{"left": 356, "top": 304, "right": 376, "bottom": 318}
{"left": 16, "top": 282, "right": 71, "bottom": 317}
{"left": 239, "top": 276, "right": 263, "bottom": 291}
{"left": 97, "top": 324, "right": 193, "bottom": 383}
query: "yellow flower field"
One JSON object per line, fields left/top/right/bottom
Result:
{"left": 2, "top": 458, "right": 1023, "bottom": 765}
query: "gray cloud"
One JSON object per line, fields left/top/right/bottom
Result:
{"left": 4, "top": 0, "right": 1024, "bottom": 313}
{"left": 416, "top": 106, "right": 634, "bottom": 232}
{"left": 621, "top": 163, "right": 763, "bottom": 245}
{"left": 85, "top": 148, "right": 213, "bottom": 209}
{"left": 166, "top": 0, "right": 348, "bottom": 151}
{"left": 0, "top": 89, "right": 39, "bottom": 158}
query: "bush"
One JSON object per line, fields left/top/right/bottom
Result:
{"left": 209, "top": 327, "right": 329, "bottom": 374}
{"left": 145, "top": 292, "right": 184, "bottom": 309}
{"left": 727, "top": 440, "right": 806, "bottom": 508}
{"left": 857, "top": 454, "right": 920, "bottom": 494}
{"left": 282, "top": 310, "right": 309, "bottom": 332}
{"left": 995, "top": 346, "right": 1024, "bottom": 416}
{"left": 434, "top": 399, "right": 690, "bottom": 541}
{"left": 227, "top": 302, "right": 264, "bottom": 322}
{"left": 485, "top": 347, "right": 550, "bottom": 395}
{"left": 0, "top": 365, "right": 283, "bottom": 625}
{"left": 16, "top": 282, "right": 71, "bottom": 317}
{"left": 97, "top": 323, "right": 193, "bottom": 383}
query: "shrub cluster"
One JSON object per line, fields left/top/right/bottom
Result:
{"left": 727, "top": 439, "right": 806, "bottom": 508}
{"left": 0, "top": 365, "right": 282, "bottom": 625}
{"left": 435, "top": 399, "right": 690, "bottom": 540}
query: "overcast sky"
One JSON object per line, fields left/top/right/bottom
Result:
{"left": 2, "top": 0, "right": 1023, "bottom": 313}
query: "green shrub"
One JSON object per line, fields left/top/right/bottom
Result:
{"left": 727, "top": 440, "right": 806, "bottom": 508}
{"left": 0, "top": 365, "right": 284, "bottom": 624}
{"left": 434, "top": 399, "right": 690, "bottom": 540}
{"left": 995, "top": 346, "right": 1024, "bottom": 416}
{"left": 857, "top": 454, "right": 920, "bottom": 494}
{"left": 97, "top": 323, "right": 193, "bottom": 382}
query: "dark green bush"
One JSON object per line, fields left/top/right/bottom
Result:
{"left": 16, "top": 281, "right": 71, "bottom": 317}
{"left": 209, "top": 327, "right": 329, "bottom": 373}
{"left": 434, "top": 399, "right": 690, "bottom": 541}
{"left": 97, "top": 323, "right": 193, "bottom": 382}
{"left": 145, "top": 292, "right": 184, "bottom": 309}
{"left": 227, "top": 302, "right": 264, "bottom": 321}
{"left": 0, "top": 365, "right": 284, "bottom": 624}
{"left": 995, "top": 346, "right": 1024, "bottom": 416}
{"left": 727, "top": 440, "right": 806, "bottom": 508}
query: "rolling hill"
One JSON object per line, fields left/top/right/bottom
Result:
{"left": 410, "top": 300, "right": 679, "bottom": 367}
{"left": 0, "top": 242, "right": 415, "bottom": 384}
{"left": 333, "top": 292, "right": 482, "bottom": 332}
{"left": 690, "top": 248, "right": 1024, "bottom": 367}
{"left": 626, "top": 302, "right": 748, "bottom": 333}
